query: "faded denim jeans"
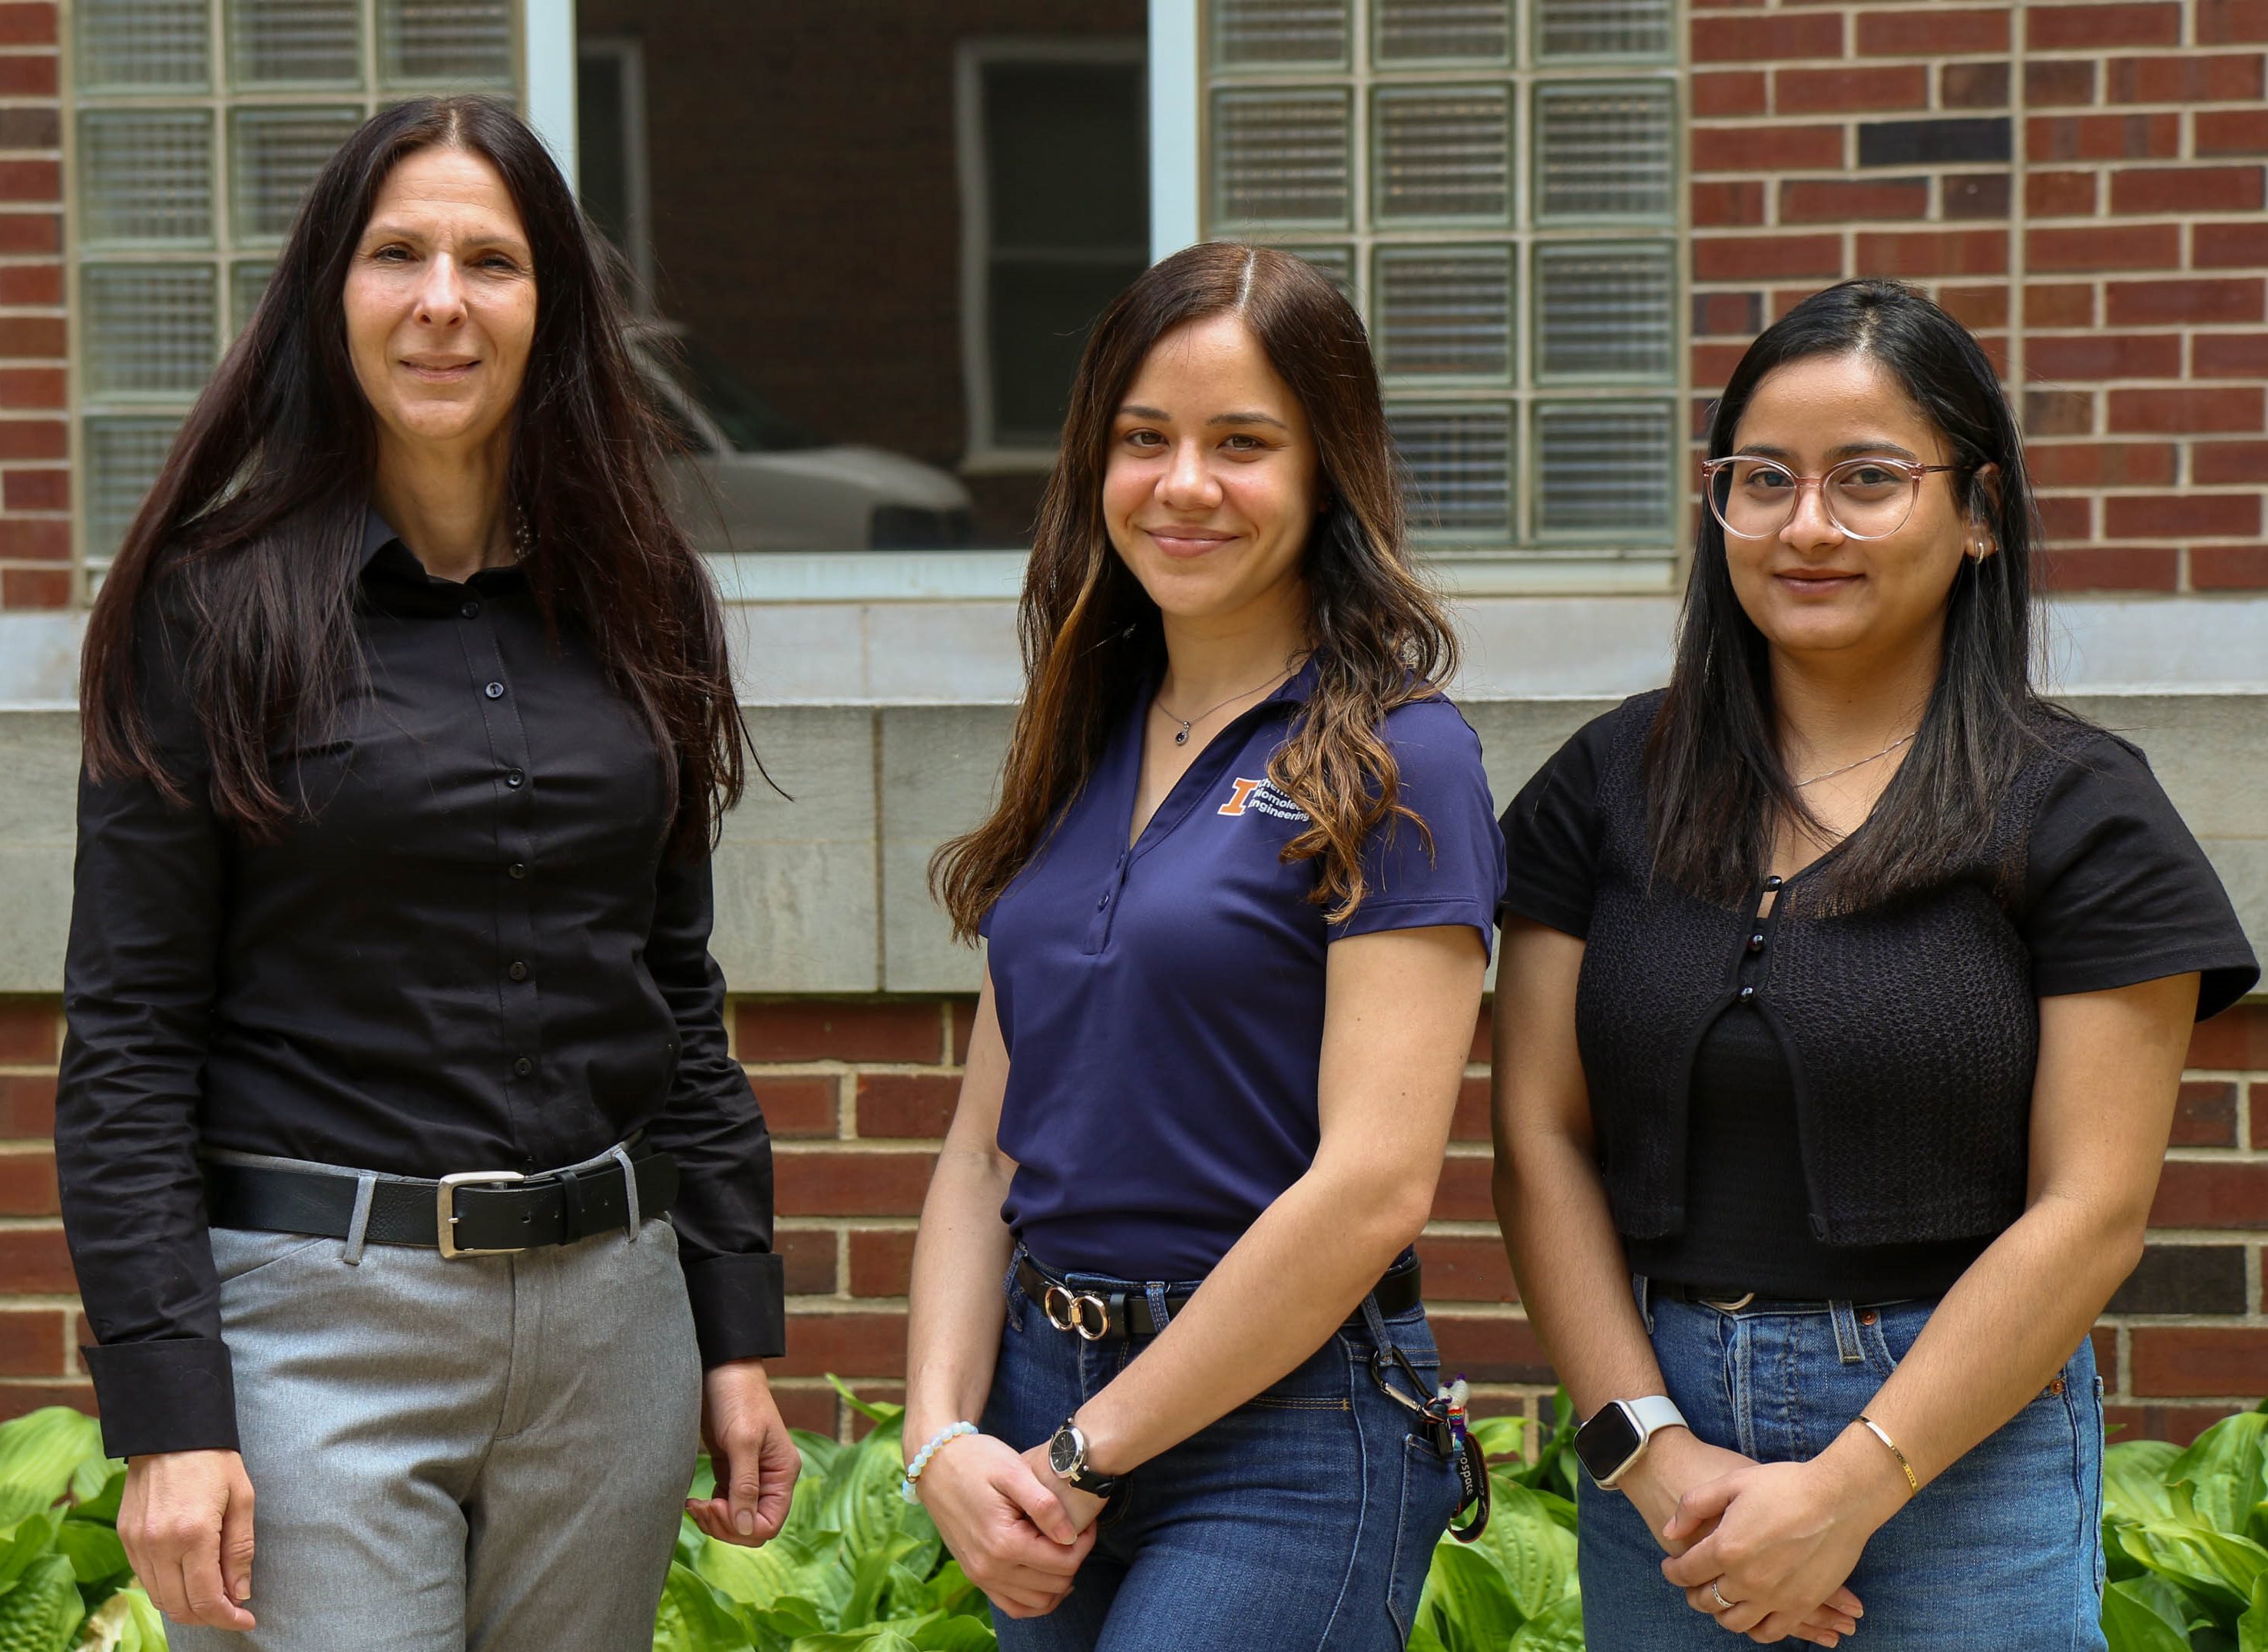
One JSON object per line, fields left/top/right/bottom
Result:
{"left": 982, "top": 1247, "right": 1462, "bottom": 1651}
{"left": 1579, "top": 1281, "right": 2107, "bottom": 1650}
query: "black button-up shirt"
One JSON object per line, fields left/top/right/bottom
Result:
{"left": 58, "top": 513, "right": 784, "bottom": 1457}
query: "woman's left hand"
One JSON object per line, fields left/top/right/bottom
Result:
{"left": 688, "top": 1359, "right": 803, "bottom": 1547}
{"left": 1658, "top": 1445, "right": 1905, "bottom": 1644}
{"left": 1018, "top": 1443, "right": 1108, "bottom": 1535}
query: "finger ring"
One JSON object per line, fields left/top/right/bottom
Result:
{"left": 1710, "top": 1579, "right": 1737, "bottom": 1613}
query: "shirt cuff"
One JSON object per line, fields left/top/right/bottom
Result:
{"left": 682, "top": 1251, "right": 787, "bottom": 1367}
{"left": 81, "top": 1337, "right": 237, "bottom": 1458}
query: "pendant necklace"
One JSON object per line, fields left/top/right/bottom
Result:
{"left": 1155, "top": 666, "right": 1296, "bottom": 747}
{"left": 1793, "top": 729, "right": 1916, "bottom": 789}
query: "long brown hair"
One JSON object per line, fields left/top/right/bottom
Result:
{"left": 79, "top": 96, "right": 745, "bottom": 858}
{"left": 932, "top": 242, "right": 1458, "bottom": 941}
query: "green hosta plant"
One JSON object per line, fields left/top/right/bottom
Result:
{"left": 0, "top": 1405, "right": 161, "bottom": 1652}
{"left": 654, "top": 1378, "right": 996, "bottom": 1652}
{"left": 2102, "top": 1402, "right": 2268, "bottom": 1650}
{"left": 1409, "top": 1393, "right": 1587, "bottom": 1652}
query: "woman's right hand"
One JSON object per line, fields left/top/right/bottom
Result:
{"left": 120, "top": 1449, "right": 257, "bottom": 1632}
{"left": 1620, "top": 1429, "right": 1862, "bottom": 1648}
{"left": 915, "top": 1432, "right": 1094, "bottom": 1619}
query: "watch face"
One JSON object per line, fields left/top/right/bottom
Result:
{"left": 1574, "top": 1402, "right": 1646, "bottom": 1484}
{"left": 1048, "top": 1426, "right": 1081, "bottom": 1478}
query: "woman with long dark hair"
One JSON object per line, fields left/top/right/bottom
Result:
{"left": 900, "top": 243, "right": 1503, "bottom": 1649}
{"left": 1492, "top": 279, "right": 2256, "bottom": 1648}
{"left": 58, "top": 97, "right": 796, "bottom": 1648}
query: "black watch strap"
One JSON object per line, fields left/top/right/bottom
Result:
{"left": 1048, "top": 1419, "right": 1123, "bottom": 1498}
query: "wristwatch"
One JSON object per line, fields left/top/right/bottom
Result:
{"left": 1574, "top": 1395, "right": 1687, "bottom": 1488}
{"left": 1046, "top": 1417, "right": 1124, "bottom": 1499}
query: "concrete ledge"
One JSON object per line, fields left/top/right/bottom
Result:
{"left": 2, "top": 694, "right": 2260, "bottom": 995}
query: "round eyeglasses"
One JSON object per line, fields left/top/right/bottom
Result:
{"left": 1700, "top": 456, "right": 1965, "bottom": 541}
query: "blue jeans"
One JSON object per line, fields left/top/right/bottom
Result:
{"left": 982, "top": 1249, "right": 1463, "bottom": 1651}
{"left": 1581, "top": 1282, "right": 2107, "bottom": 1650}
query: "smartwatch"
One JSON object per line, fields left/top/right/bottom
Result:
{"left": 1573, "top": 1395, "right": 1687, "bottom": 1488}
{"left": 1046, "top": 1418, "right": 1124, "bottom": 1499}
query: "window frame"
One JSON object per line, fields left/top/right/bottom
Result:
{"left": 62, "top": 0, "right": 529, "bottom": 597}
{"left": 953, "top": 35, "right": 1149, "bottom": 476}
{"left": 575, "top": 34, "right": 654, "bottom": 314}
{"left": 1190, "top": 0, "right": 1690, "bottom": 595}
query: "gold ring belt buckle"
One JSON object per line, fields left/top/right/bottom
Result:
{"left": 1041, "top": 1284, "right": 1111, "bottom": 1341}
{"left": 1699, "top": 1290, "right": 1756, "bottom": 1312}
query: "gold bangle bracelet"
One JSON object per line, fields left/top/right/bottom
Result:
{"left": 1858, "top": 1415, "right": 1920, "bottom": 1496}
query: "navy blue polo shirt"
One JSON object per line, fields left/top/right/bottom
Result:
{"left": 980, "top": 663, "right": 1503, "bottom": 1281}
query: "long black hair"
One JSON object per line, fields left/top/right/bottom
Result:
{"left": 1647, "top": 278, "right": 2046, "bottom": 910}
{"left": 80, "top": 95, "right": 745, "bottom": 858}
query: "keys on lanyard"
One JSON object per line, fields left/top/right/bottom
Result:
{"left": 1371, "top": 1344, "right": 1491, "bottom": 1541}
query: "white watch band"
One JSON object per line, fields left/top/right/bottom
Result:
{"left": 1628, "top": 1395, "right": 1686, "bottom": 1439}
{"left": 1595, "top": 1395, "right": 1688, "bottom": 1488}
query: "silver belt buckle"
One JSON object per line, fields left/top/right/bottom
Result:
{"left": 436, "top": 1170, "right": 528, "bottom": 1259}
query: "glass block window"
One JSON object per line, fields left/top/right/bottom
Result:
{"left": 70, "top": 1, "right": 523, "bottom": 576}
{"left": 1203, "top": 0, "right": 1679, "bottom": 554}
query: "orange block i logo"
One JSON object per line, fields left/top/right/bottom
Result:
{"left": 1218, "top": 778, "right": 1311, "bottom": 821}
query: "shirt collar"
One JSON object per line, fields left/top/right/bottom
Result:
{"left": 358, "top": 506, "right": 402, "bottom": 574}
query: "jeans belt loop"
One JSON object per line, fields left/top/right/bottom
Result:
{"left": 340, "top": 1172, "right": 379, "bottom": 1266}
{"left": 1830, "top": 1300, "right": 1865, "bottom": 1365}
{"left": 1144, "top": 1280, "right": 1173, "bottom": 1335}
{"left": 608, "top": 1144, "right": 641, "bottom": 1240}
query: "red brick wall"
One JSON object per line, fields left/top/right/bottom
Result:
{"left": 0, "top": 0, "right": 62, "bottom": 611}
{"left": 5, "top": 991, "right": 2266, "bottom": 1442}
{"left": 1690, "top": 0, "right": 2268, "bottom": 594}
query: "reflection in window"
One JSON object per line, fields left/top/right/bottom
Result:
{"left": 963, "top": 45, "right": 1150, "bottom": 465}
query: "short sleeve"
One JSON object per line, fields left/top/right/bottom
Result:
{"left": 2024, "top": 733, "right": 2260, "bottom": 1020}
{"left": 1497, "top": 709, "right": 1611, "bottom": 940}
{"left": 1328, "top": 697, "right": 1504, "bottom": 957}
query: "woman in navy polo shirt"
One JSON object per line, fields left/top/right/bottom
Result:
{"left": 899, "top": 242, "right": 1503, "bottom": 1650}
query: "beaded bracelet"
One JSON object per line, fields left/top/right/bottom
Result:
{"left": 901, "top": 1421, "right": 978, "bottom": 1504}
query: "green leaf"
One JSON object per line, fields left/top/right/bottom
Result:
{"left": 652, "top": 1560, "right": 760, "bottom": 1652}
{"left": 2107, "top": 1441, "right": 2184, "bottom": 1527}
{"left": 2119, "top": 1518, "right": 2268, "bottom": 1622}
{"left": 794, "top": 1432, "right": 849, "bottom": 1488}
{"left": 0, "top": 1511, "right": 63, "bottom": 1596}
{"left": 820, "top": 1432, "right": 913, "bottom": 1564}
{"left": 1508, "top": 1592, "right": 1587, "bottom": 1652}
{"left": 67, "top": 1465, "right": 125, "bottom": 1529}
{"left": 1469, "top": 1415, "right": 1528, "bottom": 1460}
{"left": 0, "top": 1552, "right": 82, "bottom": 1652}
{"left": 0, "top": 1412, "right": 103, "bottom": 1534}
{"left": 905, "top": 1614, "right": 997, "bottom": 1652}
{"left": 1427, "top": 1541, "right": 1526, "bottom": 1646}
{"left": 2107, "top": 1577, "right": 2202, "bottom": 1652}
{"left": 2173, "top": 1414, "right": 2268, "bottom": 1536}
{"left": 826, "top": 1377, "right": 906, "bottom": 1429}
{"left": 51, "top": 1521, "right": 127, "bottom": 1587}
{"left": 790, "top": 1631, "right": 919, "bottom": 1652}
{"left": 2240, "top": 1574, "right": 2268, "bottom": 1652}
{"left": 696, "top": 1527, "right": 849, "bottom": 1621}
{"left": 1468, "top": 1482, "right": 1578, "bottom": 1619}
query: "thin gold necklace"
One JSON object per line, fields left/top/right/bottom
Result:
{"left": 1154, "top": 665, "right": 1296, "bottom": 747}
{"left": 1793, "top": 729, "right": 1916, "bottom": 789}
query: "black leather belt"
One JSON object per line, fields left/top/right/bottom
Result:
{"left": 1016, "top": 1251, "right": 1423, "bottom": 1343}
{"left": 203, "top": 1149, "right": 678, "bottom": 1258}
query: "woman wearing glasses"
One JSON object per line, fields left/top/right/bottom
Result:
{"left": 1490, "top": 280, "right": 2256, "bottom": 1649}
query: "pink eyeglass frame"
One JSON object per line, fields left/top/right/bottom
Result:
{"left": 1699, "top": 455, "right": 1964, "bottom": 541}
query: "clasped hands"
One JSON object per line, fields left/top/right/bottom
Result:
{"left": 1627, "top": 1427, "right": 1908, "bottom": 1648}
{"left": 915, "top": 1432, "right": 1107, "bottom": 1619}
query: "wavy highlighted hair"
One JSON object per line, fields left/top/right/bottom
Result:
{"left": 931, "top": 242, "right": 1458, "bottom": 941}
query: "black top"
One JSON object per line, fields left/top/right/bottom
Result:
{"left": 1502, "top": 694, "right": 2259, "bottom": 1302}
{"left": 58, "top": 513, "right": 785, "bottom": 1458}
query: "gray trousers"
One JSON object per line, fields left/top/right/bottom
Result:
{"left": 171, "top": 1214, "right": 703, "bottom": 1652}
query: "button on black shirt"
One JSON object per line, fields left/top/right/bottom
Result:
{"left": 58, "top": 512, "right": 785, "bottom": 1457}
